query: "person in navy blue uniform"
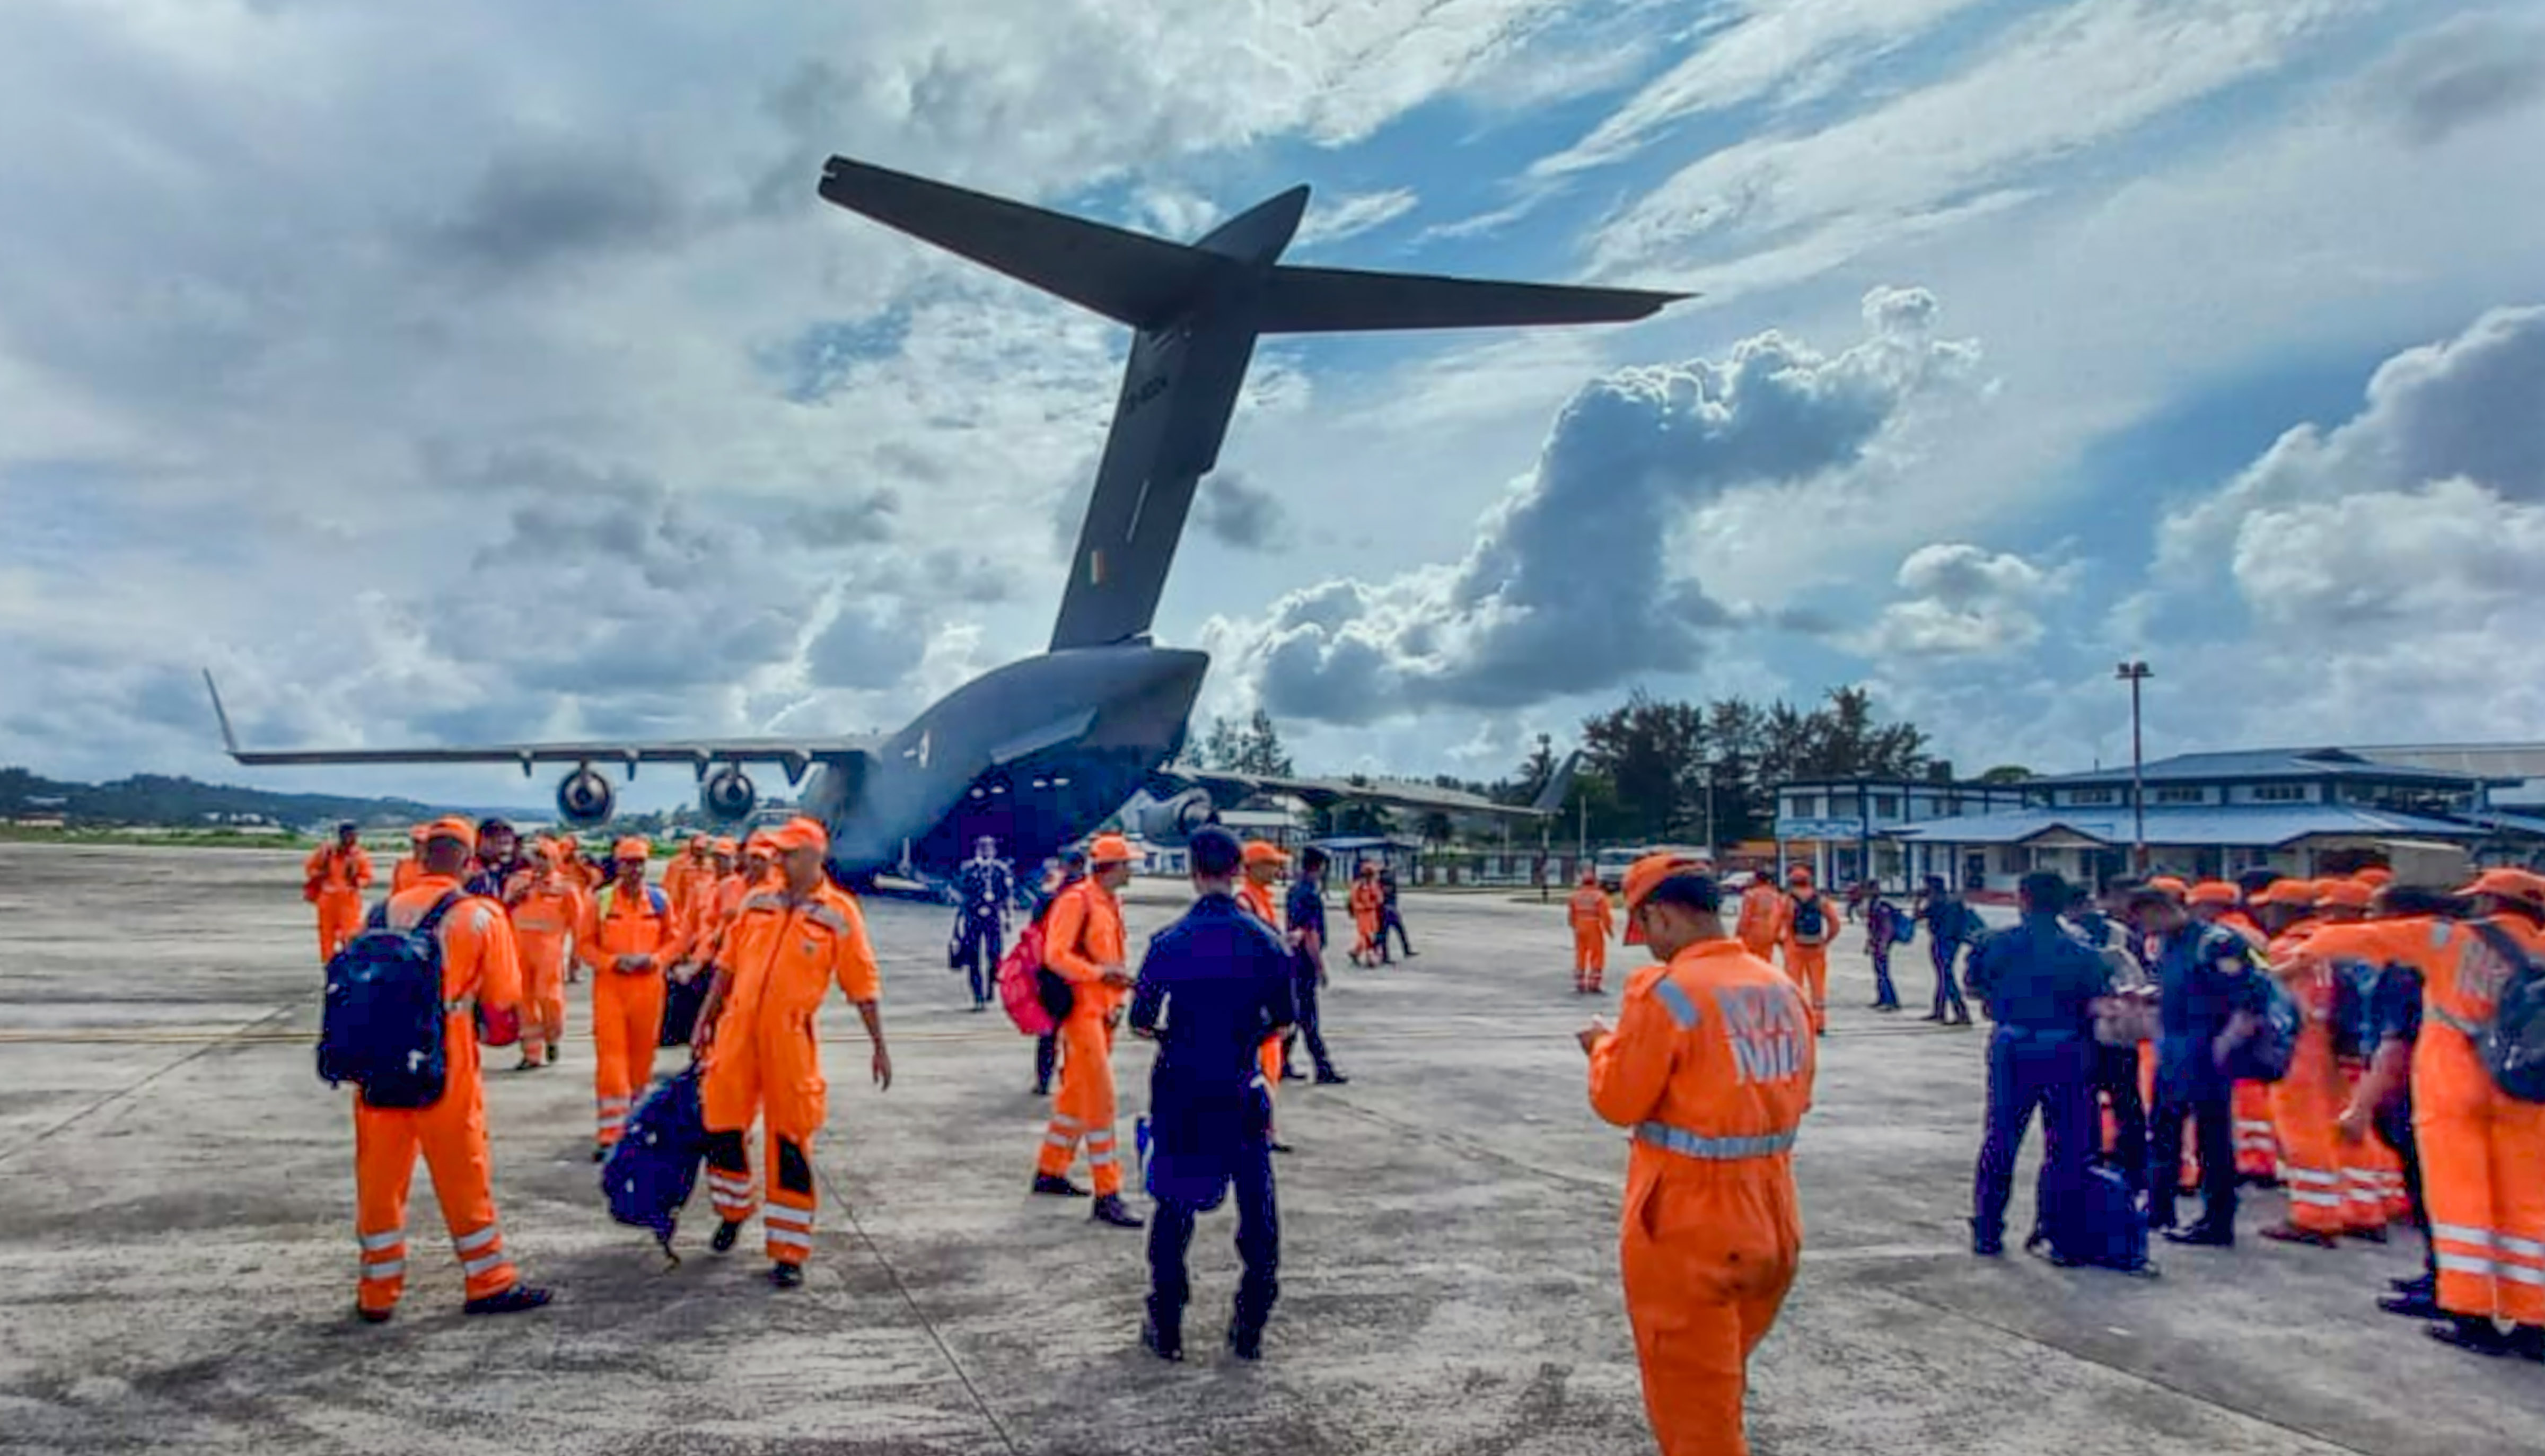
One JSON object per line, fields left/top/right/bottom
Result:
{"left": 2129, "top": 884, "right": 2265, "bottom": 1247}
{"left": 947, "top": 836, "right": 1015, "bottom": 1012}
{"left": 1282, "top": 846, "right": 1347, "bottom": 1085}
{"left": 1965, "top": 872, "right": 2115, "bottom": 1257}
{"left": 1129, "top": 827, "right": 1297, "bottom": 1362}
{"left": 1916, "top": 875, "right": 1974, "bottom": 1025}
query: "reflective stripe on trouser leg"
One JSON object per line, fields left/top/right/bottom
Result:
{"left": 706, "top": 1166, "right": 757, "bottom": 1222}
{"left": 1087, "top": 1127, "right": 1123, "bottom": 1197}
{"left": 2341, "top": 1166, "right": 2389, "bottom": 1230}
{"left": 2432, "top": 1222, "right": 2499, "bottom": 1318}
{"left": 453, "top": 1222, "right": 516, "bottom": 1301}
{"left": 1038, "top": 1113, "right": 1084, "bottom": 1178}
{"left": 357, "top": 1226, "right": 407, "bottom": 1311}
{"left": 597, "top": 1095, "right": 631, "bottom": 1146}
{"left": 767, "top": 1133, "right": 816, "bottom": 1265}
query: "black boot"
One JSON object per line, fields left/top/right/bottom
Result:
{"left": 710, "top": 1218, "right": 742, "bottom": 1254}
{"left": 1141, "top": 1314, "right": 1183, "bottom": 1362}
{"left": 462, "top": 1284, "right": 552, "bottom": 1317}
{"left": 1091, "top": 1194, "right": 1144, "bottom": 1229}
{"left": 1033, "top": 1173, "right": 1091, "bottom": 1198}
{"left": 769, "top": 1261, "right": 803, "bottom": 1290}
{"left": 1226, "top": 1323, "right": 1263, "bottom": 1362}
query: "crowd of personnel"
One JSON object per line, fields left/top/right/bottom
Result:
{"left": 293, "top": 811, "right": 2538, "bottom": 1453}
{"left": 1952, "top": 863, "right": 2545, "bottom": 1363}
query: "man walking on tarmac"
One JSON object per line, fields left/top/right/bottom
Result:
{"left": 303, "top": 822, "right": 373, "bottom": 966}
{"left": 1569, "top": 865, "right": 1614, "bottom": 995}
{"left": 577, "top": 837, "right": 684, "bottom": 1162}
{"left": 349, "top": 817, "right": 550, "bottom": 1323}
{"left": 1130, "top": 828, "right": 1295, "bottom": 1362}
{"left": 1582, "top": 854, "right": 1814, "bottom": 1456}
{"left": 1032, "top": 834, "right": 1145, "bottom": 1230}
{"left": 950, "top": 835, "right": 1015, "bottom": 1012}
{"left": 692, "top": 816, "right": 891, "bottom": 1287}
{"left": 1781, "top": 865, "right": 1839, "bottom": 1035}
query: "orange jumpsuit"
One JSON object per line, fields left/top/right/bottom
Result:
{"left": 2265, "top": 951, "right": 2350, "bottom": 1235}
{"left": 1349, "top": 876, "right": 1383, "bottom": 962}
{"left": 304, "top": 843, "right": 375, "bottom": 964}
{"left": 1239, "top": 879, "right": 1286, "bottom": 1094}
{"left": 1036, "top": 878, "right": 1129, "bottom": 1196}
{"left": 2300, "top": 920, "right": 2426, "bottom": 1229}
{"left": 1779, "top": 891, "right": 1838, "bottom": 1034}
{"left": 2418, "top": 914, "right": 2545, "bottom": 1325}
{"left": 507, "top": 855, "right": 585, "bottom": 1064}
{"left": 354, "top": 877, "right": 524, "bottom": 1315}
{"left": 391, "top": 854, "right": 426, "bottom": 895}
{"left": 1735, "top": 883, "right": 1787, "bottom": 963}
{"left": 576, "top": 880, "right": 685, "bottom": 1150}
{"left": 662, "top": 848, "right": 712, "bottom": 923}
{"left": 1589, "top": 937, "right": 1815, "bottom": 1456}
{"left": 700, "top": 883, "right": 881, "bottom": 1265}
{"left": 1569, "top": 884, "right": 1614, "bottom": 993}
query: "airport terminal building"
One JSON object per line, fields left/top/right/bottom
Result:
{"left": 1779, "top": 746, "right": 2545, "bottom": 895}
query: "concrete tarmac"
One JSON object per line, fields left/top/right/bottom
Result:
{"left": 2, "top": 844, "right": 2539, "bottom": 1454}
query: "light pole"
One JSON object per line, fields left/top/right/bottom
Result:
{"left": 2116, "top": 660, "right": 2152, "bottom": 872}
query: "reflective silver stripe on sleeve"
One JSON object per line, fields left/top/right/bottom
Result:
{"left": 1632, "top": 1121, "right": 1798, "bottom": 1161}
{"left": 1652, "top": 979, "right": 1700, "bottom": 1030}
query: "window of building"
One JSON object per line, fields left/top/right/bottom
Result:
{"left": 2067, "top": 787, "right": 2119, "bottom": 806}
{"left": 2251, "top": 784, "right": 2307, "bottom": 803}
{"left": 1873, "top": 794, "right": 1900, "bottom": 818}
{"left": 2153, "top": 787, "right": 2205, "bottom": 804}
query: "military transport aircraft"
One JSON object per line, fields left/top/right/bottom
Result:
{"left": 206, "top": 155, "right": 1682, "bottom": 884}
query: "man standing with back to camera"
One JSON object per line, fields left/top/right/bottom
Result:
{"left": 1582, "top": 854, "right": 1815, "bottom": 1456}
{"left": 1130, "top": 827, "right": 1295, "bottom": 1363}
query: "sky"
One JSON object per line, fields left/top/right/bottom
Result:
{"left": 3, "top": 0, "right": 2542, "bottom": 812}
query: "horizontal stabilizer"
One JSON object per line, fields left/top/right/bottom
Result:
{"left": 1260, "top": 266, "right": 1688, "bottom": 334}
{"left": 818, "top": 156, "right": 1208, "bottom": 329}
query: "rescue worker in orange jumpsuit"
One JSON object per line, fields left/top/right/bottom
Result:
{"left": 1569, "top": 866, "right": 1614, "bottom": 995}
{"left": 352, "top": 818, "right": 549, "bottom": 1322}
{"left": 2257, "top": 902, "right": 2354, "bottom": 1247}
{"left": 575, "top": 837, "right": 683, "bottom": 1162}
{"left": 692, "top": 817, "right": 891, "bottom": 1286}
{"left": 2191, "top": 880, "right": 2280, "bottom": 1186}
{"left": 2416, "top": 869, "right": 2545, "bottom": 1358}
{"left": 1735, "top": 874, "right": 1787, "bottom": 963}
{"left": 1238, "top": 841, "right": 1294, "bottom": 1153}
{"left": 673, "top": 837, "right": 732, "bottom": 949}
{"left": 662, "top": 835, "right": 715, "bottom": 921}
{"left": 390, "top": 825, "right": 428, "bottom": 895}
{"left": 1780, "top": 865, "right": 1838, "bottom": 1036}
{"left": 506, "top": 839, "right": 585, "bottom": 1072}
{"left": 2305, "top": 881, "right": 2404, "bottom": 1233}
{"left": 304, "top": 822, "right": 374, "bottom": 965}
{"left": 1032, "top": 834, "right": 1144, "bottom": 1230}
{"left": 2337, "top": 883, "right": 2463, "bottom": 1320}
{"left": 1583, "top": 854, "right": 1814, "bottom": 1456}
{"left": 1348, "top": 863, "right": 1385, "bottom": 967}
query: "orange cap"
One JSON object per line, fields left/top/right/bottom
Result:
{"left": 2148, "top": 876, "right": 2189, "bottom": 899}
{"left": 712, "top": 837, "right": 738, "bottom": 856}
{"left": 408, "top": 824, "right": 430, "bottom": 843}
{"left": 766, "top": 817, "right": 830, "bottom": 855}
{"left": 2355, "top": 866, "right": 2393, "bottom": 887}
{"left": 743, "top": 831, "right": 777, "bottom": 858}
{"left": 2186, "top": 881, "right": 2237, "bottom": 907}
{"left": 423, "top": 816, "right": 477, "bottom": 853}
{"left": 1087, "top": 833, "right": 1136, "bottom": 865}
{"left": 611, "top": 836, "right": 652, "bottom": 861}
{"left": 2319, "top": 880, "right": 2374, "bottom": 910}
{"left": 2460, "top": 868, "right": 2545, "bottom": 911}
{"left": 1622, "top": 852, "right": 1707, "bottom": 914}
{"left": 1786, "top": 864, "right": 1813, "bottom": 884}
{"left": 1242, "top": 841, "right": 1288, "bottom": 867}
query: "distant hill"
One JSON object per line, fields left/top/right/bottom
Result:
{"left": 0, "top": 767, "right": 533, "bottom": 831}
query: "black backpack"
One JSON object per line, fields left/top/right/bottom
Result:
{"left": 2463, "top": 922, "right": 2545, "bottom": 1103}
{"left": 1791, "top": 894, "right": 1826, "bottom": 940}
{"left": 318, "top": 892, "right": 462, "bottom": 1109}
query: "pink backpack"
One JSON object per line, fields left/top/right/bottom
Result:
{"left": 996, "top": 919, "right": 1058, "bottom": 1036}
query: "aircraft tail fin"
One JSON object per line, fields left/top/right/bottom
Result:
{"left": 1532, "top": 750, "right": 1582, "bottom": 815}
{"left": 1261, "top": 267, "right": 1687, "bottom": 334}
{"left": 817, "top": 156, "right": 1208, "bottom": 329}
{"left": 203, "top": 669, "right": 244, "bottom": 760}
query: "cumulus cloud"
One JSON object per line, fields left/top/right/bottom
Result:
{"left": 1204, "top": 287, "right": 1983, "bottom": 724}
{"left": 1193, "top": 471, "right": 1289, "bottom": 550}
{"left": 1859, "top": 543, "right": 2064, "bottom": 657}
{"left": 2156, "top": 303, "right": 2545, "bottom": 575}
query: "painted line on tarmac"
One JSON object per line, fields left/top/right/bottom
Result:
{"left": 0, "top": 1002, "right": 300, "bottom": 1169}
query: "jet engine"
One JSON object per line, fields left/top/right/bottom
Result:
{"left": 556, "top": 767, "right": 616, "bottom": 826}
{"left": 700, "top": 765, "right": 758, "bottom": 822}
{"left": 1133, "top": 787, "right": 1217, "bottom": 846}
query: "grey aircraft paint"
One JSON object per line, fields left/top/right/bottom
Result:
{"left": 210, "top": 157, "right": 1683, "bottom": 885}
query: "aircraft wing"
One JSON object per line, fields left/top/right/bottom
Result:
{"left": 1162, "top": 768, "right": 1558, "bottom": 818}
{"left": 204, "top": 672, "right": 872, "bottom": 774}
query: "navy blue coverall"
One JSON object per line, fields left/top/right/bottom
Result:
{"left": 949, "top": 855, "right": 1014, "bottom": 1008}
{"left": 1965, "top": 913, "right": 2114, "bottom": 1250}
{"left": 2146, "top": 924, "right": 2267, "bottom": 1240}
{"left": 1129, "top": 893, "right": 1296, "bottom": 1346}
